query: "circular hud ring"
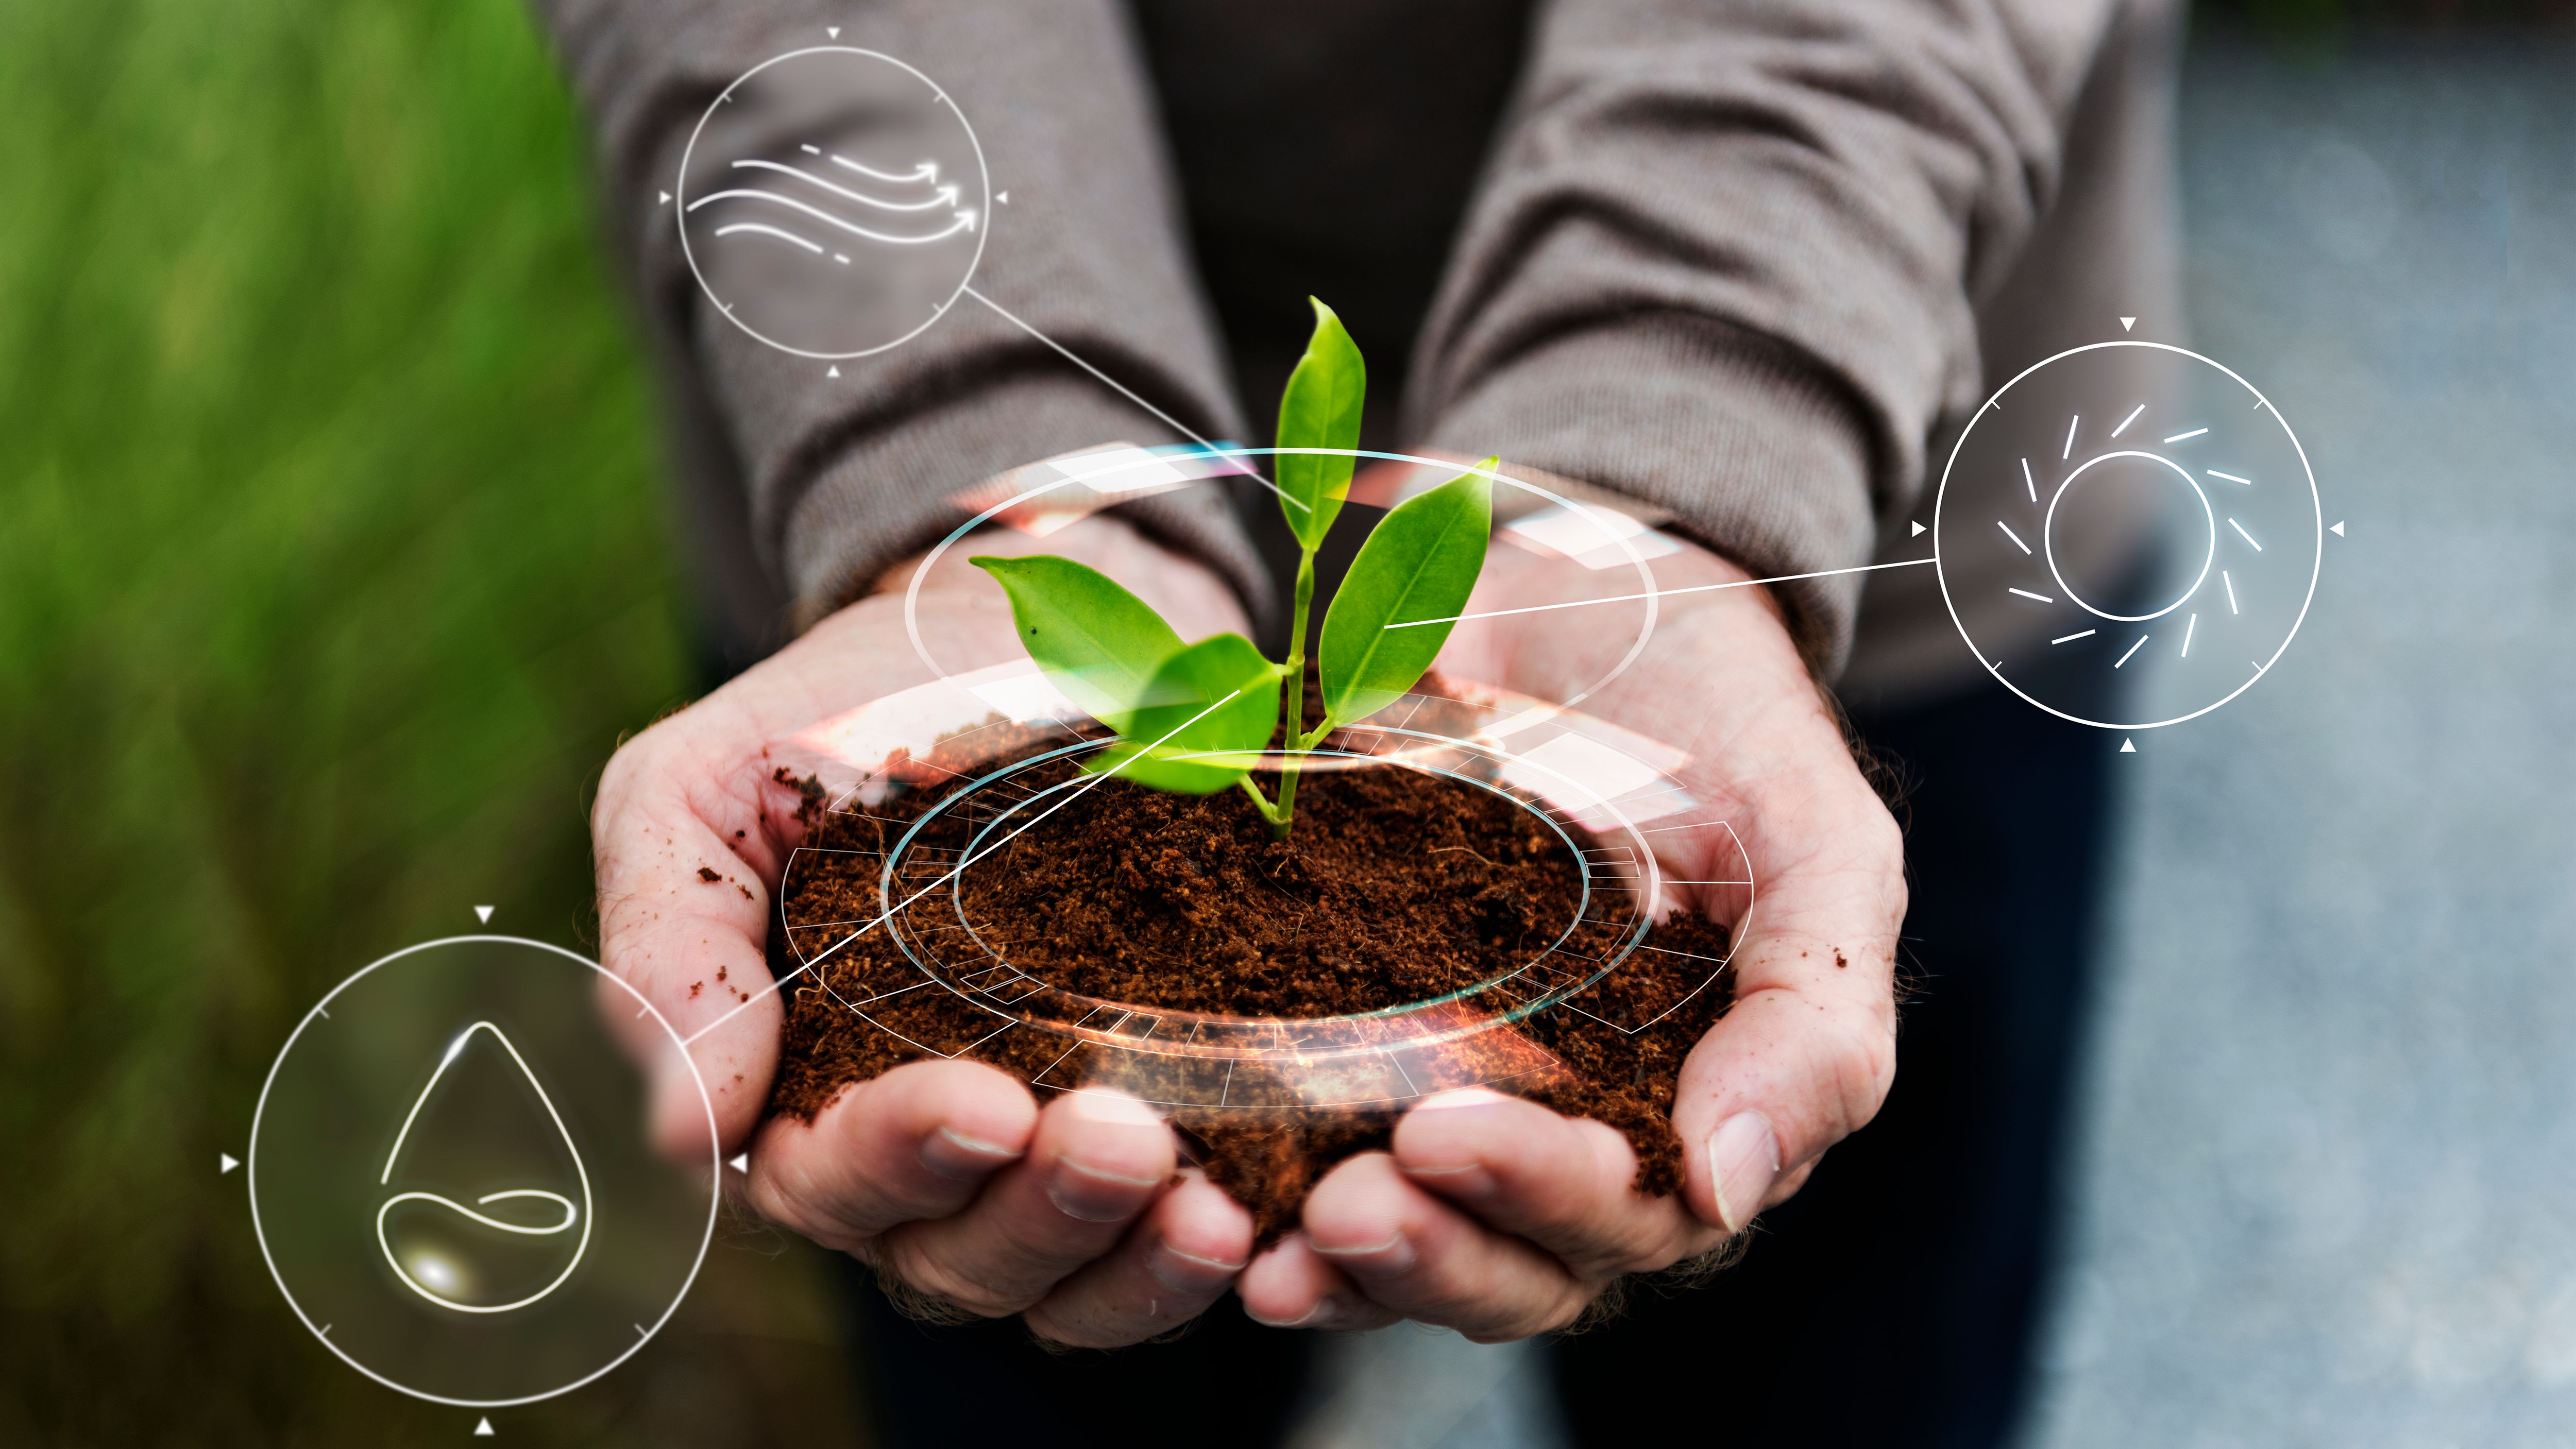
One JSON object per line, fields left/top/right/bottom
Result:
{"left": 1933, "top": 340, "right": 2323, "bottom": 731}
{"left": 676, "top": 47, "right": 990, "bottom": 360}
{"left": 247, "top": 936, "right": 717, "bottom": 1408}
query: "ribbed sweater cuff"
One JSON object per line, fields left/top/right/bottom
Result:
{"left": 1420, "top": 317, "right": 1878, "bottom": 678}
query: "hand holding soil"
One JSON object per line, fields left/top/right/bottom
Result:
{"left": 1229, "top": 535, "right": 1906, "bottom": 1339}
{"left": 588, "top": 514, "right": 1267, "bottom": 1344}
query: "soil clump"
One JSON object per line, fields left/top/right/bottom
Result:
{"left": 768, "top": 714, "right": 1733, "bottom": 1241}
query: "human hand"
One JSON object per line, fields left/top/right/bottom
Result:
{"left": 590, "top": 512, "right": 1260, "bottom": 1345}
{"left": 1235, "top": 532, "right": 1905, "bottom": 1338}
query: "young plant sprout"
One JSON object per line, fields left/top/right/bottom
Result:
{"left": 973, "top": 299, "right": 1494, "bottom": 839}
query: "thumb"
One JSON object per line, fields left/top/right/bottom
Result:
{"left": 593, "top": 729, "right": 790, "bottom": 1158}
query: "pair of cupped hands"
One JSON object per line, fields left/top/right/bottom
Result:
{"left": 594, "top": 511, "right": 1903, "bottom": 1346}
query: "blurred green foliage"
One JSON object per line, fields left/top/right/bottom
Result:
{"left": 0, "top": 0, "right": 874, "bottom": 1440}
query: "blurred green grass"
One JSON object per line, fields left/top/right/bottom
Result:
{"left": 0, "top": 0, "right": 862, "bottom": 1441}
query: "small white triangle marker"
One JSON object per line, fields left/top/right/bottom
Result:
{"left": 2120, "top": 317, "right": 2137, "bottom": 332}
{"left": 474, "top": 905, "right": 494, "bottom": 924}
{"left": 1909, "top": 520, "right": 1926, "bottom": 537}
{"left": 658, "top": 191, "right": 670, "bottom": 206}
{"left": 474, "top": 1418, "right": 495, "bottom": 1437}
{"left": 826, "top": 364, "right": 841, "bottom": 378}
{"left": 219, "top": 1153, "right": 239, "bottom": 1174}
{"left": 826, "top": 26, "right": 840, "bottom": 38}
{"left": 997, "top": 190, "right": 1009, "bottom": 204}
{"left": 2331, "top": 520, "right": 2345, "bottom": 536}
{"left": 2119, "top": 738, "right": 2137, "bottom": 754}
{"left": 728, "top": 1153, "right": 751, "bottom": 1175}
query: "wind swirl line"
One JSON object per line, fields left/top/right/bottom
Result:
{"left": 688, "top": 187, "right": 975, "bottom": 246}
{"left": 731, "top": 158, "right": 958, "bottom": 212}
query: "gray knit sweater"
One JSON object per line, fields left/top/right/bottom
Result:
{"left": 536, "top": 0, "right": 2181, "bottom": 701}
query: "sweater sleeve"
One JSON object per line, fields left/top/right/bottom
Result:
{"left": 532, "top": 0, "right": 1270, "bottom": 630}
{"left": 1404, "top": 0, "right": 2125, "bottom": 676}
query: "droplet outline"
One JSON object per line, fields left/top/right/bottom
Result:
{"left": 375, "top": 1021, "right": 594, "bottom": 1314}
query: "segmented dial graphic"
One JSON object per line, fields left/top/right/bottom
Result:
{"left": 675, "top": 47, "right": 989, "bottom": 360}
{"left": 1934, "top": 340, "right": 2323, "bottom": 731}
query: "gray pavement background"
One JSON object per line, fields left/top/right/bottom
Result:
{"left": 2022, "top": 20, "right": 2576, "bottom": 1448}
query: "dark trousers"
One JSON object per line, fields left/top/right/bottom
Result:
{"left": 839, "top": 660, "right": 2120, "bottom": 1449}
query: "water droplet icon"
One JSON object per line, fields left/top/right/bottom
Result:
{"left": 376, "top": 1022, "right": 591, "bottom": 1314}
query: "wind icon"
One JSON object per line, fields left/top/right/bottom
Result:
{"left": 689, "top": 143, "right": 978, "bottom": 265}
{"left": 375, "top": 1022, "right": 592, "bottom": 1315}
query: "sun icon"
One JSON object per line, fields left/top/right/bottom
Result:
{"left": 1933, "top": 339, "right": 2324, "bottom": 732}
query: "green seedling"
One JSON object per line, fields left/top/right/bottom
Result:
{"left": 973, "top": 299, "right": 1493, "bottom": 838}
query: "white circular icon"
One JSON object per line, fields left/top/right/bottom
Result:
{"left": 1934, "top": 340, "right": 2323, "bottom": 730}
{"left": 248, "top": 936, "right": 717, "bottom": 1408}
{"left": 677, "top": 47, "right": 989, "bottom": 359}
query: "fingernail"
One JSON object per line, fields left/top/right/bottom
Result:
{"left": 1707, "top": 1111, "right": 1781, "bottom": 1235}
{"left": 1308, "top": 1232, "right": 1416, "bottom": 1278}
{"left": 918, "top": 1125, "right": 1020, "bottom": 1181}
{"left": 1246, "top": 1295, "right": 1358, "bottom": 1331}
{"left": 1145, "top": 1240, "right": 1246, "bottom": 1292}
{"left": 1245, "top": 1301, "right": 1324, "bottom": 1329}
{"left": 1413, "top": 1087, "right": 1511, "bottom": 1112}
{"left": 1046, "top": 1156, "right": 1163, "bottom": 1223}
{"left": 1064, "top": 1089, "right": 1163, "bottom": 1127}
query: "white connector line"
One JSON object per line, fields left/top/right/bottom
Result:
{"left": 960, "top": 285, "right": 1309, "bottom": 515}
{"left": 2111, "top": 403, "right": 2146, "bottom": 438}
{"left": 2208, "top": 470, "right": 2251, "bottom": 485}
{"left": 2021, "top": 457, "right": 2038, "bottom": 502}
{"left": 2228, "top": 518, "right": 2263, "bottom": 552}
{"left": 2224, "top": 570, "right": 2240, "bottom": 614}
{"left": 2180, "top": 612, "right": 2197, "bottom": 658}
{"left": 2115, "top": 635, "right": 2149, "bottom": 668}
{"left": 2008, "top": 587, "right": 2054, "bottom": 603}
{"left": 2052, "top": 629, "right": 2096, "bottom": 645}
{"left": 677, "top": 688, "right": 1248, "bottom": 1047}
{"left": 2063, "top": 416, "right": 2080, "bottom": 459}
{"left": 1381, "top": 556, "right": 1937, "bottom": 629}
{"left": 2163, "top": 427, "right": 2208, "bottom": 444}
{"left": 1997, "top": 521, "right": 2032, "bottom": 554}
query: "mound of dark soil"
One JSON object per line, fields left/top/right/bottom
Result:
{"left": 767, "top": 719, "right": 1732, "bottom": 1241}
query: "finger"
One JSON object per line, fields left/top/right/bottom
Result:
{"left": 1648, "top": 591, "right": 1903, "bottom": 1233}
{"left": 1022, "top": 1169, "right": 1255, "bottom": 1348}
{"left": 592, "top": 718, "right": 799, "bottom": 1160}
{"left": 874, "top": 1089, "right": 1176, "bottom": 1318}
{"left": 746, "top": 1058, "right": 1037, "bottom": 1253}
{"left": 1391, "top": 1090, "right": 1721, "bottom": 1277}
{"left": 1672, "top": 947, "right": 1893, "bottom": 1234}
{"left": 1300, "top": 1152, "right": 1588, "bottom": 1341}
{"left": 1235, "top": 1232, "right": 1402, "bottom": 1333}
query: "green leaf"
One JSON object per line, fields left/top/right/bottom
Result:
{"left": 1087, "top": 633, "right": 1285, "bottom": 793}
{"left": 1274, "top": 297, "right": 1365, "bottom": 551}
{"left": 1317, "top": 457, "right": 1496, "bottom": 728}
{"left": 970, "top": 554, "right": 1184, "bottom": 732}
